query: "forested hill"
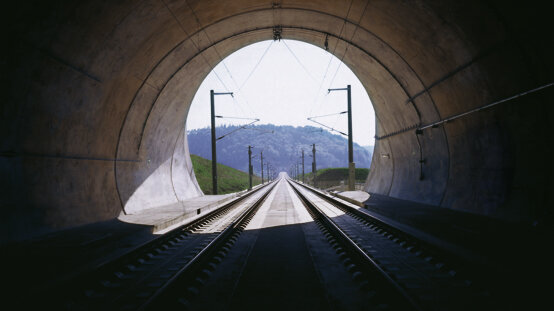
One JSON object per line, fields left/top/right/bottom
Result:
{"left": 187, "top": 124, "right": 373, "bottom": 174}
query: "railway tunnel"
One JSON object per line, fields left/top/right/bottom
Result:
{"left": 3, "top": 0, "right": 553, "bottom": 242}
{"left": 1, "top": 0, "right": 553, "bottom": 309}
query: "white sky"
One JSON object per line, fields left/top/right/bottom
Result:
{"left": 186, "top": 39, "right": 375, "bottom": 146}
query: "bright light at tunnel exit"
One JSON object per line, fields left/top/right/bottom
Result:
{"left": 186, "top": 39, "right": 376, "bottom": 147}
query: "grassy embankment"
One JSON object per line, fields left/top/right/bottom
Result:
{"left": 191, "top": 154, "right": 262, "bottom": 195}
{"left": 302, "top": 168, "right": 369, "bottom": 189}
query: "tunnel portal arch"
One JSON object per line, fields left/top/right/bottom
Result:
{"left": 2, "top": 0, "right": 552, "bottom": 243}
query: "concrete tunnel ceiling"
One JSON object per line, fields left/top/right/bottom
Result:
{"left": 2, "top": 0, "right": 553, "bottom": 243}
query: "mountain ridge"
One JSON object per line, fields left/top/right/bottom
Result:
{"left": 187, "top": 124, "right": 373, "bottom": 174}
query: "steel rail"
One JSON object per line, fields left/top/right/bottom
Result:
{"left": 291, "top": 180, "right": 486, "bottom": 269}
{"left": 289, "top": 180, "right": 504, "bottom": 310}
{"left": 89, "top": 182, "right": 271, "bottom": 273}
{"left": 288, "top": 179, "right": 421, "bottom": 311}
{"left": 43, "top": 181, "right": 275, "bottom": 308}
{"left": 139, "top": 181, "right": 278, "bottom": 310}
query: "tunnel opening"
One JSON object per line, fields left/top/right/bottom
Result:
{"left": 3, "top": 2, "right": 553, "bottom": 310}
{"left": 115, "top": 34, "right": 378, "bottom": 218}
{"left": 185, "top": 39, "right": 376, "bottom": 196}
{"left": 2, "top": 0, "right": 552, "bottom": 246}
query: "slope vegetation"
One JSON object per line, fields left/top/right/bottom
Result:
{"left": 191, "top": 154, "right": 262, "bottom": 195}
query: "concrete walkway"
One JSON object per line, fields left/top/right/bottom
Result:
{"left": 335, "top": 190, "right": 370, "bottom": 204}
{"left": 118, "top": 193, "right": 237, "bottom": 233}
{"left": 118, "top": 183, "right": 268, "bottom": 233}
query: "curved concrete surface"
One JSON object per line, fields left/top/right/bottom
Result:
{"left": 2, "top": 0, "right": 553, "bottom": 243}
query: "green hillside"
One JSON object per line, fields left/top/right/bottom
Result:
{"left": 302, "top": 167, "right": 369, "bottom": 189}
{"left": 311, "top": 168, "right": 369, "bottom": 181}
{"left": 191, "top": 154, "right": 262, "bottom": 195}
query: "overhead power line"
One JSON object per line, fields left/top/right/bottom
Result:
{"left": 162, "top": 0, "right": 232, "bottom": 94}
{"left": 240, "top": 41, "right": 274, "bottom": 90}
{"left": 216, "top": 118, "right": 260, "bottom": 141}
{"left": 308, "top": 0, "right": 355, "bottom": 117}
{"left": 282, "top": 40, "right": 319, "bottom": 86}
{"left": 307, "top": 117, "right": 348, "bottom": 136}
{"left": 183, "top": 0, "right": 259, "bottom": 120}
{"left": 327, "top": 0, "right": 371, "bottom": 89}
{"left": 309, "top": 111, "right": 347, "bottom": 119}
{"left": 307, "top": 110, "right": 348, "bottom": 136}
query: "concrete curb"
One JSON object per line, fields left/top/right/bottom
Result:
{"left": 153, "top": 183, "right": 268, "bottom": 233}
{"left": 329, "top": 192, "right": 365, "bottom": 207}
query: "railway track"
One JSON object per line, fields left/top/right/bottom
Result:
{"left": 288, "top": 179, "right": 495, "bottom": 311}
{"left": 139, "top": 181, "right": 278, "bottom": 310}
{"left": 29, "top": 176, "right": 498, "bottom": 310}
{"left": 142, "top": 177, "right": 483, "bottom": 310}
{"left": 38, "top": 181, "right": 277, "bottom": 310}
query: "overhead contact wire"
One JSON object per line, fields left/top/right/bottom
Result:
{"left": 283, "top": 39, "right": 319, "bottom": 86}
{"left": 163, "top": 0, "right": 231, "bottom": 93}
{"left": 184, "top": 0, "right": 259, "bottom": 120}
{"left": 309, "top": 0, "right": 355, "bottom": 117}
{"left": 240, "top": 40, "right": 274, "bottom": 90}
{"left": 327, "top": 0, "right": 370, "bottom": 89}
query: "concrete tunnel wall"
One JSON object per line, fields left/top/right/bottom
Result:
{"left": 2, "top": 0, "right": 552, "bottom": 243}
